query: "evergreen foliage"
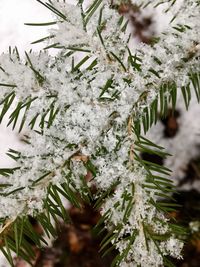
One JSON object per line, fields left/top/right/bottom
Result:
{"left": 0, "top": 0, "right": 199, "bottom": 266}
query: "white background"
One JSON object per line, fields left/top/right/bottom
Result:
{"left": 0, "top": 0, "right": 52, "bottom": 168}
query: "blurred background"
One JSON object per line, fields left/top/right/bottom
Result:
{"left": 0, "top": 0, "right": 52, "bottom": 168}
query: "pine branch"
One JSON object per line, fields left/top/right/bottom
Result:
{"left": 0, "top": 0, "right": 199, "bottom": 266}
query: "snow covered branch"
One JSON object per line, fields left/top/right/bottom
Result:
{"left": 0, "top": 0, "right": 199, "bottom": 266}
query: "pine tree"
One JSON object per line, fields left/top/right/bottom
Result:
{"left": 0, "top": 0, "right": 199, "bottom": 266}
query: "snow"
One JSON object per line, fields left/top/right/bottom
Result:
{"left": 0, "top": 0, "right": 199, "bottom": 266}
{"left": 0, "top": 2, "right": 51, "bottom": 264}
{"left": 0, "top": 0, "right": 51, "bottom": 168}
